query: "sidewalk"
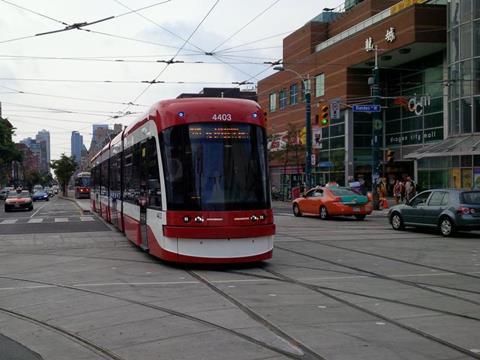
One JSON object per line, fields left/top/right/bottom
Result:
{"left": 60, "top": 190, "right": 91, "bottom": 214}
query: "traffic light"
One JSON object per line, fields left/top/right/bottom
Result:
{"left": 386, "top": 149, "right": 395, "bottom": 163}
{"left": 319, "top": 103, "right": 329, "bottom": 127}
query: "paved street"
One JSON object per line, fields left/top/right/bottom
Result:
{"left": 0, "top": 199, "right": 479, "bottom": 360}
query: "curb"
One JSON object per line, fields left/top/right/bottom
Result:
{"left": 59, "top": 195, "right": 91, "bottom": 214}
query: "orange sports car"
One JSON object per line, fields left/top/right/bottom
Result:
{"left": 292, "top": 186, "right": 373, "bottom": 220}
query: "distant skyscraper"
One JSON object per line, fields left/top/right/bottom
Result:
{"left": 35, "top": 129, "right": 50, "bottom": 172}
{"left": 71, "top": 131, "right": 83, "bottom": 165}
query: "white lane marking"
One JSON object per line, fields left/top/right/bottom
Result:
{"left": 1, "top": 219, "right": 17, "bottom": 224}
{"left": 30, "top": 203, "right": 47, "bottom": 218}
{"left": 375, "top": 322, "right": 386, "bottom": 325}
{"left": 27, "top": 218, "right": 43, "bottom": 223}
{"left": 0, "top": 285, "right": 55, "bottom": 291}
{"left": 80, "top": 216, "right": 95, "bottom": 222}
{"left": 54, "top": 218, "right": 69, "bottom": 222}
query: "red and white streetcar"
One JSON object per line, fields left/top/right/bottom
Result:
{"left": 91, "top": 98, "right": 275, "bottom": 263}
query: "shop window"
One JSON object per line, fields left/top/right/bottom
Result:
{"left": 452, "top": 156, "right": 460, "bottom": 167}
{"left": 354, "top": 121, "right": 372, "bottom": 134}
{"left": 289, "top": 83, "right": 298, "bottom": 105}
{"left": 355, "top": 135, "right": 373, "bottom": 148}
{"left": 269, "top": 93, "right": 277, "bottom": 112}
{"left": 461, "top": 155, "right": 473, "bottom": 167}
{"left": 474, "top": 155, "right": 480, "bottom": 167}
{"left": 315, "top": 73, "right": 325, "bottom": 98}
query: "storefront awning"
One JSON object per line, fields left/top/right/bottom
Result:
{"left": 405, "top": 135, "right": 480, "bottom": 159}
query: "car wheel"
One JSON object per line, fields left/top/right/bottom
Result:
{"left": 354, "top": 214, "right": 366, "bottom": 220}
{"left": 46, "top": 198, "right": 49, "bottom": 201}
{"left": 293, "top": 203, "right": 302, "bottom": 217}
{"left": 4, "top": 207, "right": 9, "bottom": 212}
{"left": 28, "top": 206, "right": 33, "bottom": 211}
{"left": 319, "top": 206, "right": 329, "bottom": 220}
{"left": 391, "top": 212, "right": 404, "bottom": 230}
{"left": 439, "top": 217, "right": 455, "bottom": 237}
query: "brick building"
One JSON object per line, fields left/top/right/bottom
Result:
{"left": 258, "top": 0, "right": 460, "bottom": 196}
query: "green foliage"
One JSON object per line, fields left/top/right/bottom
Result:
{"left": 50, "top": 154, "right": 77, "bottom": 196}
{"left": 24, "top": 170, "right": 53, "bottom": 190}
{"left": 0, "top": 118, "right": 22, "bottom": 166}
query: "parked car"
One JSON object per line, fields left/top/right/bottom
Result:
{"left": 292, "top": 186, "right": 373, "bottom": 220}
{"left": 4, "top": 190, "right": 33, "bottom": 212}
{"left": 32, "top": 191, "right": 50, "bottom": 202}
{"left": 0, "top": 187, "right": 14, "bottom": 201}
{"left": 388, "top": 189, "right": 480, "bottom": 237}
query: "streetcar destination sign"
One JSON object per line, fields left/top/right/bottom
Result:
{"left": 352, "top": 104, "right": 381, "bottom": 112}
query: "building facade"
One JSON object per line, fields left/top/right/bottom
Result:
{"left": 35, "top": 129, "right": 50, "bottom": 172}
{"left": 258, "top": 0, "right": 479, "bottom": 197}
{"left": 71, "top": 131, "right": 83, "bottom": 165}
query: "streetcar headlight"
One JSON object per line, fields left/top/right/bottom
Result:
{"left": 178, "top": 111, "right": 185, "bottom": 118}
{"left": 183, "top": 216, "right": 190, "bottom": 223}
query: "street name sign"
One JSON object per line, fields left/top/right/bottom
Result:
{"left": 352, "top": 104, "right": 381, "bottom": 112}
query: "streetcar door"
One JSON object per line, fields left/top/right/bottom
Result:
{"left": 139, "top": 140, "right": 149, "bottom": 250}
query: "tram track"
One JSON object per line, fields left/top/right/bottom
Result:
{"left": 0, "top": 275, "right": 310, "bottom": 360}
{"left": 0, "top": 306, "right": 125, "bottom": 360}
{"left": 187, "top": 270, "right": 327, "bottom": 360}
{"left": 275, "top": 245, "right": 480, "bottom": 306}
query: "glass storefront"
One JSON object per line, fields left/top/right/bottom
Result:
{"left": 448, "top": 0, "right": 480, "bottom": 135}
{"left": 418, "top": 155, "right": 480, "bottom": 190}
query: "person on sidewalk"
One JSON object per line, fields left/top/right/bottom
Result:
{"left": 378, "top": 177, "right": 388, "bottom": 209}
{"left": 405, "top": 176, "right": 416, "bottom": 203}
{"left": 393, "top": 179, "right": 404, "bottom": 205}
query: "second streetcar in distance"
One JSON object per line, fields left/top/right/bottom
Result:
{"left": 74, "top": 171, "right": 91, "bottom": 199}
{"left": 91, "top": 98, "right": 274, "bottom": 264}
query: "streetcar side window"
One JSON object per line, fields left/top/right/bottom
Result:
{"left": 146, "top": 137, "right": 162, "bottom": 210}
{"left": 100, "top": 160, "right": 109, "bottom": 196}
{"left": 123, "top": 146, "right": 135, "bottom": 203}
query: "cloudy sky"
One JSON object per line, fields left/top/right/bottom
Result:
{"left": 0, "top": 0, "right": 342, "bottom": 160}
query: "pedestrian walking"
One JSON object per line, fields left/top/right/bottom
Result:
{"left": 393, "top": 179, "right": 403, "bottom": 205}
{"left": 378, "top": 177, "right": 388, "bottom": 209}
{"left": 405, "top": 176, "right": 416, "bottom": 203}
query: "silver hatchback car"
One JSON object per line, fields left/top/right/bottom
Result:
{"left": 388, "top": 189, "right": 480, "bottom": 236}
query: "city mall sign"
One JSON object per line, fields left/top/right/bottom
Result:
{"left": 394, "top": 95, "right": 431, "bottom": 115}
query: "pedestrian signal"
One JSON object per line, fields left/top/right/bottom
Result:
{"left": 386, "top": 149, "right": 395, "bottom": 163}
{"left": 319, "top": 103, "right": 329, "bottom": 127}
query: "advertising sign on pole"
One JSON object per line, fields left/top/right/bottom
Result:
{"left": 330, "top": 98, "right": 340, "bottom": 120}
{"left": 312, "top": 126, "right": 322, "bottom": 149}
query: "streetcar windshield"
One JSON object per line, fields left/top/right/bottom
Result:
{"left": 160, "top": 123, "right": 270, "bottom": 211}
{"left": 75, "top": 177, "right": 91, "bottom": 187}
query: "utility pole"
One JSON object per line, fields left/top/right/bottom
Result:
{"left": 371, "top": 45, "right": 382, "bottom": 209}
{"left": 304, "top": 75, "right": 312, "bottom": 189}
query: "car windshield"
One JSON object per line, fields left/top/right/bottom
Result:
{"left": 329, "top": 188, "right": 358, "bottom": 196}
{"left": 34, "top": 191, "right": 47, "bottom": 196}
{"left": 7, "top": 192, "right": 31, "bottom": 199}
{"left": 462, "top": 191, "right": 480, "bottom": 205}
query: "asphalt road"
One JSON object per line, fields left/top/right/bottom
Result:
{"left": 0, "top": 200, "right": 479, "bottom": 360}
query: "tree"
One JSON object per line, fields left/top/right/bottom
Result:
{"left": 0, "top": 118, "right": 22, "bottom": 185}
{"left": 50, "top": 154, "right": 77, "bottom": 196}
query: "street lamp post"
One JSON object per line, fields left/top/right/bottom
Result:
{"left": 370, "top": 46, "right": 382, "bottom": 209}
{"left": 273, "top": 66, "right": 313, "bottom": 189}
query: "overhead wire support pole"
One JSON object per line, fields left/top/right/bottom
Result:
{"left": 371, "top": 45, "right": 382, "bottom": 209}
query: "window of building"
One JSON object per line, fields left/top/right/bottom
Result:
{"left": 460, "top": 0, "right": 472, "bottom": 23}
{"left": 315, "top": 73, "right": 325, "bottom": 97}
{"left": 474, "top": 97, "right": 480, "bottom": 132}
{"left": 474, "top": 20, "right": 480, "bottom": 57}
{"left": 460, "top": 23, "right": 472, "bottom": 60}
{"left": 461, "top": 98, "right": 472, "bottom": 133}
{"left": 269, "top": 93, "right": 277, "bottom": 112}
{"left": 279, "top": 89, "right": 287, "bottom": 110}
{"left": 289, "top": 83, "right": 298, "bottom": 105}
